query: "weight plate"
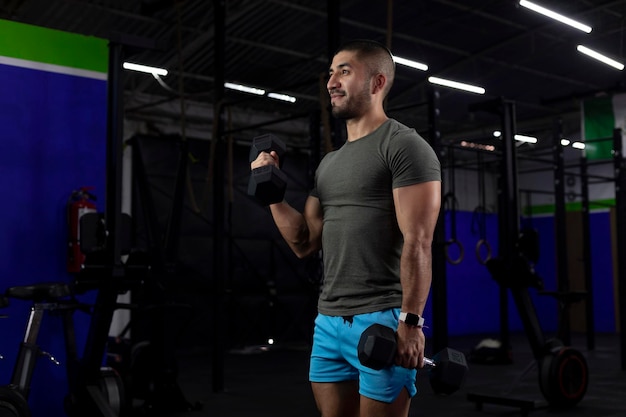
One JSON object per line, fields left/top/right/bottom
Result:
{"left": 539, "top": 347, "right": 588, "bottom": 408}
{"left": 0, "top": 386, "right": 30, "bottom": 417}
{"left": 99, "top": 367, "right": 125, "bottom": 416}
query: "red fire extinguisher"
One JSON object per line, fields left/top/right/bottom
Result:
{"left": 67, "top": 187, "right": 97, "bottom": 273}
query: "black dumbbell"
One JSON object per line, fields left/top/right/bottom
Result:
{"left": 247, "top": 134, "right": 288, "bottom": 205}
{"left": 357, "top": 323, "right": 468, "bottom": 395}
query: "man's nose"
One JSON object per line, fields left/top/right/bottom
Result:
{"left": 327, "top": 73, "right": 339, "bottom": 90}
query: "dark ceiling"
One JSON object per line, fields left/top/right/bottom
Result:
{"left": 3, "top": 0, "right": 626, "bottom": 153}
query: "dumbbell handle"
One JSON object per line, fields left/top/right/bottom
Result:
{"left": 424, "top": 357, "right": 435, "bottom": 368}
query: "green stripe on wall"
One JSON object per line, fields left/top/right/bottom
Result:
{"left": 583, "top": 97, "right": 615, "bottom": 160}
{"left": 523, "top": 198, "right": 615, "bottom": 216}
{"left": 0, "top": 19, "right": 107, "bottom": 73}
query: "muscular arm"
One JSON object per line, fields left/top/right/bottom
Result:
{"left": 269, "top": 196, "right": 323, "bottom": 258}
{"left": 251, "top": 150, "right": 323, "bottom": 259}
{"left": 392, "top": 180, "right": 441, "bottom": 369}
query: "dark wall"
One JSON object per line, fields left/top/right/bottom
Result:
{"left": 131, "top": 134, "right": 320, "bottom": 350}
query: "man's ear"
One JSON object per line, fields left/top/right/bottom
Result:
{"left": 371, "top": 73, "right": 387, "bottom": 95}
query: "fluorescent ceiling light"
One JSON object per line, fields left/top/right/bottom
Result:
{"left": 576, "top": 45, "right": 624, "bottom": 70}
{"left": 561, "top": 138, "right": 571, "bottom": 146}
{"left": 393, "top": 56, "right": 428, "bottom": 71}
{"left": 267, "top": 92, "right": 296, "bottom": 103}
{"left": 428, "top": 76, "right": 485, "bottom": 94}
{"left": 224, "top": 83, "right": 296, "bottom": 103}
{"left": 519, "top": 0, "right": 592, "bottom": 33}
{"left": 514, "top": 134, "right": 539, "bottom": 144}
{"left": 123, "top": 62, "right": 168, "bottom": 76}
{"left": 224, "top": 82, "right": 265, "bottom": 95}
{"left": 572, "top": 142, "right": 586, "bottom": 150}
{"left": 493, "top": 131, "right": 538, "bottom": 144}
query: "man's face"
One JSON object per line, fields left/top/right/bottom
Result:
{"left": 327, "top": 50, "right": 372, "bottom": 120}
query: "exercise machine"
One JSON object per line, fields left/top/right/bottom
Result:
{"left": 466, "top": 99, "right": 588, "bottom": 415}
{"left": 0, "top": 282, "right": 123, "bottom": 417}
{"left": 467, "top": 241, "right": 589, "bottom": 414}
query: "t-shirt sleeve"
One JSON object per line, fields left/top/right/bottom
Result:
{"left": 388, "top": 131, "right": 441, "bottom": 189}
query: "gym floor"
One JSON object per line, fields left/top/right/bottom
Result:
{"left": 135, "top": 332, "right": 626, "bottom": 417}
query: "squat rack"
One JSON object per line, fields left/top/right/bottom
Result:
{"left": 610, "top": 128, "right": 626, "bottom": 370}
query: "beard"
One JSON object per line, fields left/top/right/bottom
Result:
{"left": 330, "top": 81, "right": 371, "bottom": 119}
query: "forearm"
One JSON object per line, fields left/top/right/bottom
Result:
{"left": 269, "top": 200, "right": 320, "bottom": 258}
{"left": 399, "top": 239, "right": 433, "bottom": 316}
{"left": 394, "top": 238, "right": 432, "bottom": 368}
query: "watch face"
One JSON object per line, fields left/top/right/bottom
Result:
{"left": 406, "top": 314, "right": 420, "bottom": 325}
{"left": 401, "top": 312, "right": 424, "bottom": 327}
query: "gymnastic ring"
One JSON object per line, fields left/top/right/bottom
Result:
{"left": 475, "top": 239, "right": 493, "bottom": 265}
{"left": 445, "top": 239, "right": 464, "bottom": 265}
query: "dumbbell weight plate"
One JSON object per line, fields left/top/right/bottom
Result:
{"left": 357, "top": 323, "right": 397, "bottom": 371}
{"left": 538, "top": 346, "right": 588, "bottom": 408}
{"left": 248, "top": 165, "right": 288, "bottom": 205}
{"left": 429, "top": 347, "right": 469, "bottom": 396}
{"left": 247, "top": 134, "right": 288, "bottom": 205}
{"left": 248, "top": 134, "right": 286, "bottom": 166}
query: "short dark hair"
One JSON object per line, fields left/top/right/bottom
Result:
{"left": 334, "top": 39, "right": 396, "bottom": 96}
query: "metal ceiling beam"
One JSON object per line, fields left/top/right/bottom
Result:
{"left": 390, "top": 0, "right": 625, "bottom": 114}
{"left": 128, "top": 1, "right": 215, "bottom": 95}
{"left": 421, "top": 0, "right": 623, "bottom": 84}
{"left": 127, "top": 0, "right": 609, "bottom": 113}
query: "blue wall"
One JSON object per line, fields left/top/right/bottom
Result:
{"left": 588, "top": 212, "right": 617, "bottom": 332}
{"left": 423, "top": 209, "right": 616, "bottom": 342}
{"left": 0, "top": 63, "right": 106, "bottom": 416}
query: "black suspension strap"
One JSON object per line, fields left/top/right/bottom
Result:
{"left": 444, "top": 148, "right": 464, "bottom": 265}
{"left": 472, "top": 151, "right": 492, "bottom": 265}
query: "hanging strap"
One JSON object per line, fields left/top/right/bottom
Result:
{"left": 472, "top": 151, "right": 492, "bottom": 265}
{"left": 444, "top": 149, "right": 464, "bottom": 265}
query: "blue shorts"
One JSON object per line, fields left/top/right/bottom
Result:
{"left": 309, "top": 308, "right": 418, "bottom": 403}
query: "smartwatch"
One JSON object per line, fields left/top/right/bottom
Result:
{"left": 399, "top": 312, "right": 425, "bottom": 328}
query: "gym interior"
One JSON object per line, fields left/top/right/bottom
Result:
{"left": 1, "top": 1, "right": 626, "bottom": 416}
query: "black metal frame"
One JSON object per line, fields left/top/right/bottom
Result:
{"left": 466, "top": 98, "right": 518, "bottom": 353}
{"left": 211, "top": 0, "right": 227, "bottom": 393}
{"left": 579, "top": 155, "right": 595, "bottom": 351}
{"left": 568, "top": 128, "right": 626, "bottom": 367}
{"left": 552, "top": 119, "right": 573, "bottom": 345}
{"left": 613, "top": 128, "right": 626, "bottom": 370}
{"left": 65, "top": 40, "right": 128, "bottom": 417}
{"left": 427, "top": 86, "right": 448, "bottom": 353}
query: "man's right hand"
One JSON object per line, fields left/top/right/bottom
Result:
{"left": 251, "top": 150, "right": 280, "bottom": 171}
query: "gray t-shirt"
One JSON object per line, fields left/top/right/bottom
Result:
{"left": 311, "top": 118, "right": 441, "bottom": 316}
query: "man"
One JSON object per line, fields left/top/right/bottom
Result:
{"left": 251, "top": 40, "right": 441, "bottom": 417}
